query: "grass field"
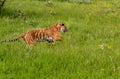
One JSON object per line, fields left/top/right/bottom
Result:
{"left": 0, "top": 0, "right": 120, "bottom": 79}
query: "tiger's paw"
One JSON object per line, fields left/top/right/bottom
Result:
{"left": 48, "top": 42, "right": 54, "bottom": 46}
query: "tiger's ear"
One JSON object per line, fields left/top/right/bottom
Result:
{"left": 61, "top": 23, "right": 64, "bottom": 26}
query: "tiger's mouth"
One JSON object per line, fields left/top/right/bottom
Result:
{"left": 63, "top": 29, "right": 67, "bottom": 33}
{"left": 60, "top": 28, "right": 67, "bottom": 33}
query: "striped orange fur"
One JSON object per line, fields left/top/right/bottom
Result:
{"left": 0, "top": 23, "right": 67, "bottom": 46}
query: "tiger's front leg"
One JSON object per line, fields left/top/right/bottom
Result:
{"left": 54, "top": 35, "right": 63, "bottom": 41}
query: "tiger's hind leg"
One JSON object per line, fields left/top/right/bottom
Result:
{"left": 46, "top": 37, "right": 55, "bottom": 45}
{"left": 23, "top": 34, "right": 36, "bottom": 46}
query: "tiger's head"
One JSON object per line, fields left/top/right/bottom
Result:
{"left": 55, "top": 23, "right": 68, "bottom": 33}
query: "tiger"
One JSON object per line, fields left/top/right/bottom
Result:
{"left": 0, "top": 23, "right": 67, "bottom": 46}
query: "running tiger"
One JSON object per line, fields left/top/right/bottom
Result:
{"left": 0, "top": 23, "right": 68, "bottom": 46}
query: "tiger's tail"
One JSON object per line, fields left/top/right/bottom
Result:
{"left": 0, "top": 34, "right": 25, "bottom": 43}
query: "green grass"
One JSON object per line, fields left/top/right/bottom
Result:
{"left": 0, "top": 0, "right": 120, "bottom": 79}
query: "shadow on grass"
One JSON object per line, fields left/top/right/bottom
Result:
{"left": 0, "top": 8, "right": 27, "bottom": 19}
{"left": 0, "top": 8, "right": 45, "bottom": 27}
{"left": 0, "top": 7, "right": 57, "bottom": 18}
{"left": 0, "top": 6, "right": 60, "bottom": 27}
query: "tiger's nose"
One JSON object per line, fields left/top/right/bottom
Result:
{"left": 64, "top": 29, "right": 68, "bottom": 32}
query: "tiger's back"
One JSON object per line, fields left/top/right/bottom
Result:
{"left": 22, "top": 28, "right": 54, "bottom": 46}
